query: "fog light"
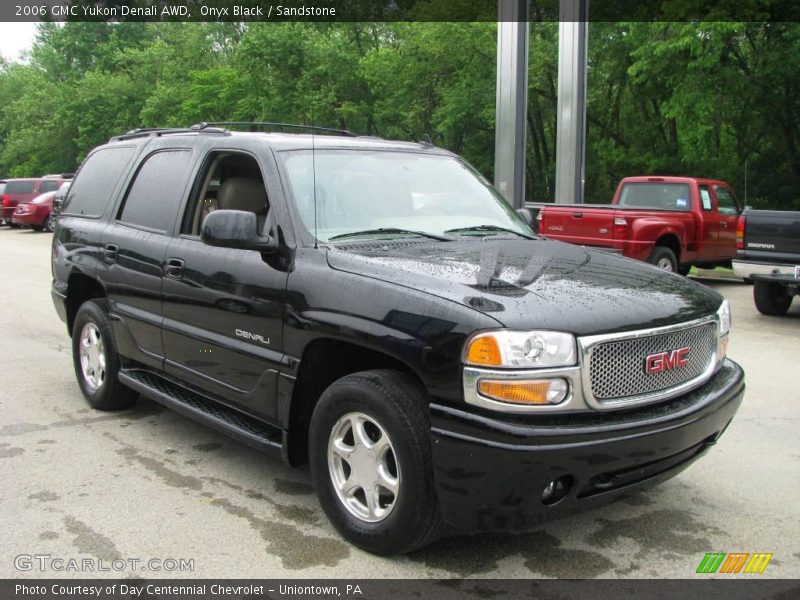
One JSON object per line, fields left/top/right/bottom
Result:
{"left": 541, "top": 475, "right": 572, "bottom": 506}
{"left": 477, "top": 378, "right": 568, "bottom": 406}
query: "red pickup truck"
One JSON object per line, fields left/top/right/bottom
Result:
{"left": 537, "top": 176, "right": 741, "bottom": 274}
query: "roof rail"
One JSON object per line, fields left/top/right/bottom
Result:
{"left": 201, "top": 121, "right": 357, "bottom": 137}
{"left": 109, "top": 123, "right": 229, "bottom": 142}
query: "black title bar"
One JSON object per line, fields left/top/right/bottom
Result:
{"left": 2, "top": 0, "right": 800, "bottom": 22}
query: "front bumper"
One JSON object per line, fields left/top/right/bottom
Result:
{"left": 430, "top": 358, "right": 744, "bottom": 530}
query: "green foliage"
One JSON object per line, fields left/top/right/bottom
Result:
{"left": 0, "top": 21, "right": 797, "bottom": 209}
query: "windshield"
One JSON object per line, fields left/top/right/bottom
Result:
{"left": 618, "top": 182, "right": 692, "bottom": 211}
{"left": 280, "top": 150, "right": 533, "bottom": 242}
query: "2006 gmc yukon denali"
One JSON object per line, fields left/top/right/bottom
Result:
{"left": 51, "top": 123, "right": 745, "bottom": 555}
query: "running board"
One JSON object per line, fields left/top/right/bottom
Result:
{"left": 119, "top": 369, "right": 283, "bottom": 455}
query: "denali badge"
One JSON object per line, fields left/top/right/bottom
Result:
{"left": 235, "top": 329, "right": 270, "bottom": 345}
{"left": 645, "top": 347, "right": 690, "bottom": 374}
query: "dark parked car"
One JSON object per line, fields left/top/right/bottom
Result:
{"left": 52, "top": 124, "right": 744, "bottom": 555}
{"left": 12, "top": 190, "right": 58, "bottom": 231}
{"left": 733, "top": 208, "right": 800, "bottom": 315}
{"left": 2, "top": 176, "right": 69, "bottom": 226}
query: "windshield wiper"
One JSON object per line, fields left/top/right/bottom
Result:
{"left": 329, "top": 228, "right": 453, "bottom": 242}
{"left": 444, "top": 225, "right": 536, "bottom": 239}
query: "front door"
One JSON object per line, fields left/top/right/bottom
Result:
{"left": 712, "top": 185, "right": 740, "bottom": 260}
{"left": 160, "top": 150, "right": 287, "bottom": 420}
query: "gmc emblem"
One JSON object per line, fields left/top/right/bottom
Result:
{"left": 645, "top": 347, "right": 690, "bottom": 374}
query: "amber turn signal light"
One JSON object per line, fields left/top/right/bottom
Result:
{"left": 466, "top": 335, "right": 502, "bottom": 366}
{"left": 477, "top": 378, "right": 568, "bottom": 405}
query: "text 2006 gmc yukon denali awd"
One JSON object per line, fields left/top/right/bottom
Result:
{"left": 51, "top": 124, "right": 744, "bottom": 555}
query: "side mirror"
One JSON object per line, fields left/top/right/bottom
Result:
{"left": 201, "top": 209, "right": 277, "bottom": 253}
{"left": 515, "top": 207, "right": 538, "bottom": 234}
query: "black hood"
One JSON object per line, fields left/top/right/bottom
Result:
{"left": 326, "top": 238, "right": 722, "bottom": 337}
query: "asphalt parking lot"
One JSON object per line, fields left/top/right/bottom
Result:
{"left": 1, "top": 227, "right": 798, "bottom": 579}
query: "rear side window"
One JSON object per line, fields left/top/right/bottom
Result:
{"left": 699, "top": 185, "right": 712, "bottom": 211}
{"left": 39, "top": 180, "right": 59, "bottom": 193}
{"left": 118, "top": 150, "right": 192, "bottom": 233}
{"left": 63, "top": 147, "right": 136, "bottom": 217}
{"left": 0, "top": 183, "right": 5, "bottom": 195}
{"left": 5, "top": 180, "right": 36, "bottom": 194}
{"left": 618, "top": 183, "right": 692, "bottom": 211}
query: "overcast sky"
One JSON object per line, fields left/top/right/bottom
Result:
{"left": 0, "top": 22, "right": 39, "bottom": 62}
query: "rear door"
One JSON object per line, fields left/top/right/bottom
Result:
{"left": 99, "top": 148, "right": 193, "bottom": 370}
{"left": 696, "top": 184, "right": 719, "bottom": 262}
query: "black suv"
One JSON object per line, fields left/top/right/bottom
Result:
{"left": 52, "top": 124, "right": 744, "bottom": 555}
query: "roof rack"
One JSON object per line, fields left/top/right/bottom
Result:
{"left": 202, "top": 121, "right": 357, "bottom": 137}
{"left": 109, "top": 123, "right": 230, "bottom": 142}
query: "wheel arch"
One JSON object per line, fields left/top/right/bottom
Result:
{"left": 283, "top": 337, "right": 423, "bottom": 466}
{"left": 654, "top": 233, "right": 681, "bottom": 262}
{"left": 65, "top": 272, "right": 107, "bottom": 335}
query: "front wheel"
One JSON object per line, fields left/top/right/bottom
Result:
{"left": 71, "top": 299, "right": 137, "bottom": 410}
{"left": 754, "top": 280, "right": 792, "bottom": 316}
{"left": 647, "top": 246, "right": 678, "bottom": 272}
{"left": 309, "top": 370, "right": 442, "bottom": 555}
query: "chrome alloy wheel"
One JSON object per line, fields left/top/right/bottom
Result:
{"left": 327, "top": 412, "right": 400, "bottom": 523}
{"left": 79, "top": 322, "right": 106, "bottom": 391}
{"left": 656, "top": 257, "right": 674, "bottom": 271}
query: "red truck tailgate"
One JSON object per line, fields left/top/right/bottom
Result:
{"left": 539, "top": 204, "right": 616, "bottom": 247}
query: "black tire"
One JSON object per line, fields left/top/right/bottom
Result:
{"left": 31, "top": 225, "right": 43, "bottom": 232}
{"left": 647, "top": 246, "right": 678, "bottom": 272}
{"left": 677, "top": 265, "right": 692, "bottom": 276}
{"left": 43, "top": 215, "right": 54, "bottom": 232}
{"left": 753, "top": 280, "right": 792, "bottom": 316}
{"left": 309, "top": 369, "right": 442, "bottom": 555}
{"left": 71, "top": 299, "right": 137, "bottom": 410}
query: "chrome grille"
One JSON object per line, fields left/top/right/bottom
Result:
{"left": 588, "top": 323, "right": 716, "bottom": 402}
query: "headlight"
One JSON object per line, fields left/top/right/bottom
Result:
{"left": 717, "top": 300, "right": 731, "bottom": 336}
{"left": 464, "top": 330, "right": 577, "bottom": 368}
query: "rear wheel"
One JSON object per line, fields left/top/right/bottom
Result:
{"left": 71, "top": 299, "right": 137, "bottom": 410}
{"left": 647, "top": 246, "right": 678, "bottom": 273}
{"left": 754, "top": 280, "right": 792, "bottom": 316}
{"left": 309, "top": 369, "right": 442, "bottom": 555}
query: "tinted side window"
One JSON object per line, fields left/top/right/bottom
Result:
{"left": 63, "top": 147, "right": 136, "bottom": 217}
{"left": 118, "top": 150, "right": 192, "bottom": 233}
{"left": 39, "top": 180, "right": 59, "bottom": 193}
